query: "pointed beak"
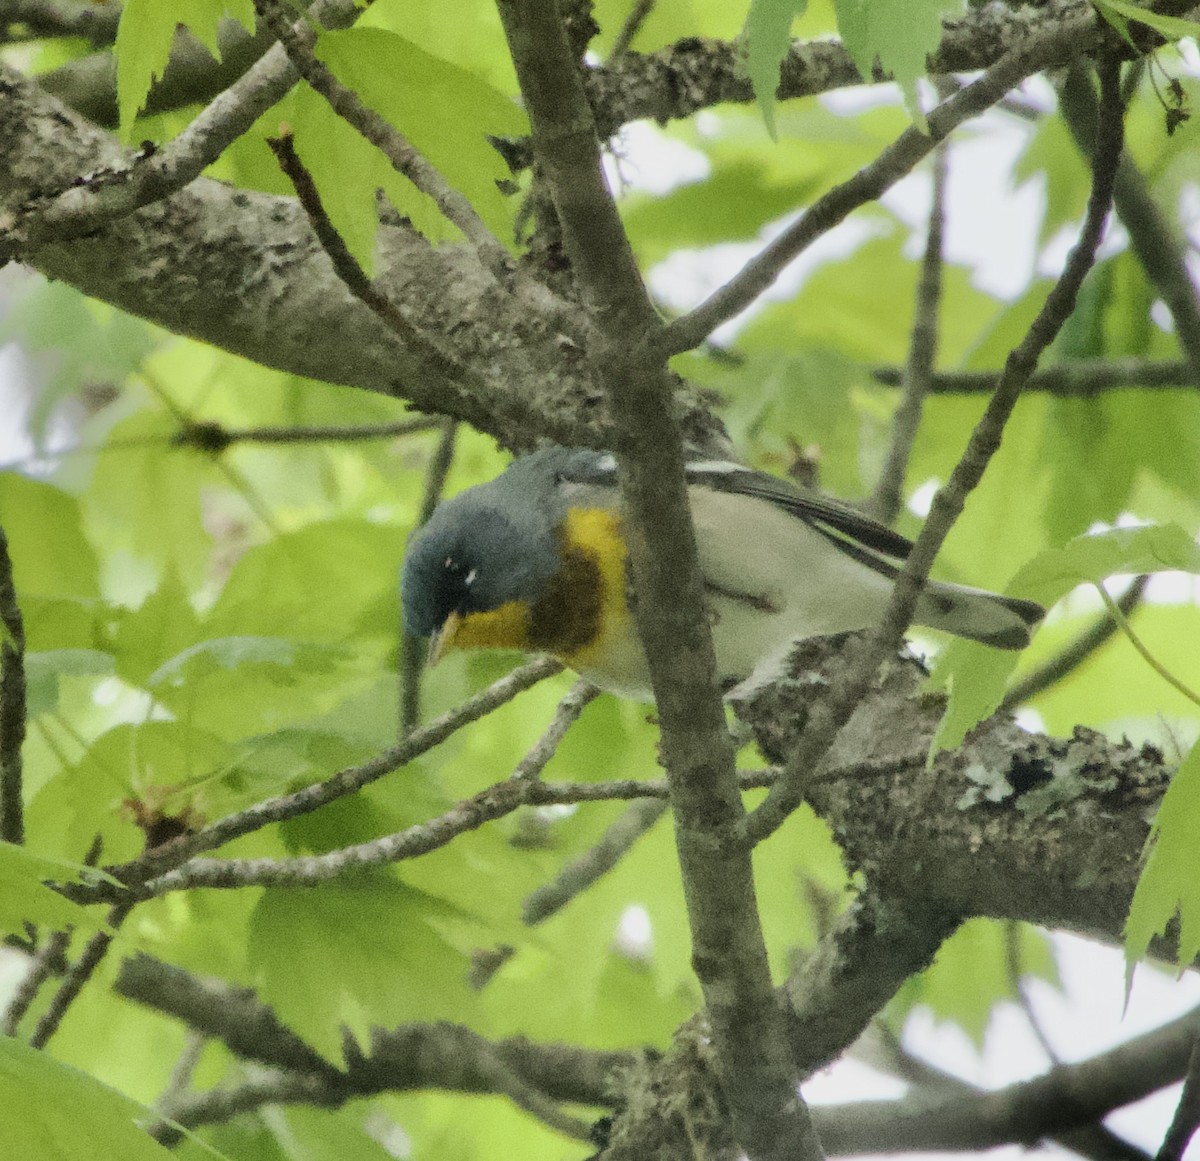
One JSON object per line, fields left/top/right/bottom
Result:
{"left": 427, "top": 612, "right": 462, "bottom": 666}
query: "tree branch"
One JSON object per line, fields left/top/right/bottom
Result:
{"left": 1060, "top": 58, "right": 1200, "bottom": 373}
{"left": 869, "top": 142, "right": 946, "bottom": 524}
{"left": 496, "top": 4, "right": 819, "bottom": 1159}
{"left": 741, "top": 47, "right": 1124, "bottom": 847}
{"left": 522, "top": 797, "right": 668, "bottom": 924}
{"left": 62, "top": 657, "right": 563, "bottom": 905}
{"left": 5, "top": 0, "right": 367, "bottom": 252}
{"left": 1000, "top": 574, "right": 1148, "bottom": 711}
{"left": 253, "top": 0, "right": 513, "bottom": 284}
{"left": 660, "top": 8, "right": 1100, "bottom": 356}
{"left": 27, "top": 899, "right": 134, "bottom": 1048}
{"left": 871, "top": 357, "right": 1200, "bottom": 395}
{"left": 0, "top": 524, "right": 27, "bottom": 846}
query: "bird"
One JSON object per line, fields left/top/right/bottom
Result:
{"left": 401, "top": 446, "right": 1044, "bottom": 700}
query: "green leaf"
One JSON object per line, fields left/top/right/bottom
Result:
{"left": 115, "top": 0, "right": 255, "bottom": 141}
{"left": 146, "top": 636, "right": 341, "bottom": 689}
{"left": 0, "top": 1037, "right": 181, "bottom": 1160}
{"left": 1094, "top": 0, "right": 1200, "bottom": 42}
{"left": 0, "top": 475, "right": 100, "bottom": 601}
{"left": 292, "top": 27, "right": 527, "bottom": 270}
{"left": 929, "top": 524, "right": 1200, "bottom": 754}
{"left": 249, "top": 877, "right": 478, "bottom": 1061}
{"left": 1126, "top": 738, "right": 1200, "bottom": 972}
{"left": 744, "top": 0, "right": 808, "bottom": 138}
{"left": 834, "top": 0, "right": 965, "bottom": 113}
{"left": 0, "top": 841, "right": 116, "bottom": 937}
{"left": 889, "top": 918, "right": 1058, "bottom": 1047}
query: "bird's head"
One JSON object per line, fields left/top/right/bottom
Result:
{"left": 402, "top": 489, "right": 560, "bottom": 661}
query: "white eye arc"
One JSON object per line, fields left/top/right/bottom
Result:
{"left": 464, "top": 568, "right": 478, "bottom": 586}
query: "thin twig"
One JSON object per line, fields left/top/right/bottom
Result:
{"left": 1003, "top": 920, "right": 1061, "bottom": 1065}
{"left": 62, "top": 657, "right": 564, "bottom": 905}
{"left": 1000, "top": 575, "right": 1147, "bottom": 711}
{"left": 400, "top": 418, "right": 459, "bottom": 736}
{"left": 266, "top": 129, "right": 478, "bottom": 392}
{"left": 510, "top": 678, "right": 599, "bottom": 780}
{"left": 522, "top": 798, "right": 667, "bottom": 924}
{"left": 742, "top": 49, "right": 1126, "bottom": 847}
{"left": 1, "top": 929, "right": 69, "bottom": 1036}
{"left": 28, "top": 899, "right": 135, "bottom": 1048}
{"left": 1158, "top": 1035, "right": 1200, "bottom": 1161}
{"left": 660, "top": 8, "right": 1098, "bottom": 356}
{"left": 253, "top": 0, "right": 512, "bottom": 282}
{"left": 1060, "top": 59, "right": 1200, "bottom": 374}
{"left": 154, "top": 1029, "right": 208, "bottom": 1115}
{"left": 0, "top": 525, "right": 27, "bottom": 845}
{"left": 174, "top": 414, "right": 442, "bottom": 452}
{"left": 1098, "top": 585, "right": 1200, "bottom": 708}
{"left": 608, "top": 0, "right": 655, "bottom": 59}
{"left": 869, "top": 143, "right": 947, "bottom": 523}
{"left": 871, "top": 358, "right": 1200, "bottom": 395}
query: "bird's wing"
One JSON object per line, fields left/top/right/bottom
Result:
{"left": 551, "top": 451, "right": 913, "bottom": 565}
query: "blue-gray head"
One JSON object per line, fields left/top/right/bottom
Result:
{"left": 401, "top": 464, "right": 563, "bottom": 640}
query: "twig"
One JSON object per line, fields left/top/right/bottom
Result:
{"left": 871, "top": 357, "right": 1200, "bottom": 395}
{"left": 1060, "top": 59, "right": 1200, "bottom": 374}
{"left": 869, "top": 143, "right": 947, "bottom": 524}
{"left": 174, "top": 414, "right": 442, "bottom": 451}
{"left": 608, "top": 0, "right": 655, "bottom": 59}
{"left": 266, "top": 129, "right": 477, "bottom": 391}
{"left": 154, "top": 1029, "right": 208, "bottom": 1115}
{"left": 28, "top": 899, "right": 135, "bottom": 1048}
{"left": 63, "top": 657, "right": 564, "bottom": 905}
{"left": 742, "top": 49, "right": 1125, "bottom": 847}
{"left": 152, "top": 1072, "right": 336, "bottom": 1144}
{"left": 253, "top": 0, "right": 513, "bottom": 282}
{"left": 1000, "top": 575, "right": 1147, "bottom": 711}
{"left": 6, "top": 0, "right": 369, "bottom": 252}
{"left": 853, "top": 1022, "right": 1157, "bottom": 1161}
{"left": 496, "top": 3, "right": 820, "bottom": 1159}
{"left": 0, "top": 0, "right": 120, "bottom": 45}
{"left": 1, "top": 928, "right": 69, "bottom": 1036}
{"left": 522, "top": 797, "right": 667, "bottom": 924}
{"left": 1098, "top": 585, "right": 1200, "bottom": 708}
{"left": 115, "top": 955, "right": 341, "bottom": 1077}
{"left": 510, "top": 678, "right": 599, "bottom": 780}
{"left": 660, "top": 7, "right": 1099, "bottom": 356}
{"left": 1158, "top": 1035, "right": 1200, "bottom": 1161}
{"left": 400, "top": 418, "right": 459, "bottom": 735}
{"left": 0, "top": 526, "right": 26, "bottom": 845}
{"left": 1003, "top": 920, "right": 1061, "bottom": 1065}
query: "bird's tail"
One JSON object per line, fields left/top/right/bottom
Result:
{"left": 916, "top": 582, "right": 1045, "bottom": 650}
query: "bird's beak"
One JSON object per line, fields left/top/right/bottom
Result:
{"left": 427, "top": 612, "right": 462, "bottom": 666}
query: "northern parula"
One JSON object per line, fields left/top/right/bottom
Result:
{"left": 401, "top": 446, "right": 1044, "bottom": 699}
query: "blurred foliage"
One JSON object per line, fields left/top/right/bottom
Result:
{"left": 2, "top": 0, "right": 1200, "bottom": 1157}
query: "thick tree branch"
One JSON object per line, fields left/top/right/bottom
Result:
{"left": 5, "top": 0, "right": 367, "bottom": 252}
{"left": 496, "top": 3, "right": 820, "bottom": 1160}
